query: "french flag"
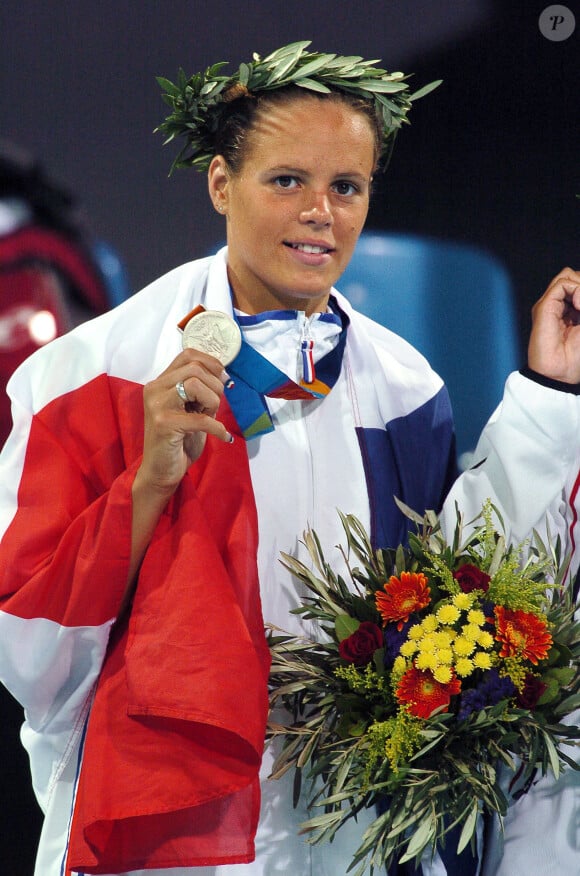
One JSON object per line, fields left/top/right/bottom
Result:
{"left": 0, "top": 274, "right": 270, "bottom": 873}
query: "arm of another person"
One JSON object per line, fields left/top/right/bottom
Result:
{"left": 442, "top": 268, "right": 580, "bottom": 563}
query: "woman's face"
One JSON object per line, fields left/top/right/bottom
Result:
{"left": 208, "top": 96, "right": 376, "bottom": 315}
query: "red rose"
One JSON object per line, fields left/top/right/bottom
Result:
{"left": 516, "top": 673, "right": 547, "bottom": 710}
{"left": 339, "top": 622, "right": 383, "bottom": 666}
{"left": 453, "top": 563, "right": 491, "bottom": 593}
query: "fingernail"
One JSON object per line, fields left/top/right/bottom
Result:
{"left": 226, "top": 432, "right": 234, "bottom": 444}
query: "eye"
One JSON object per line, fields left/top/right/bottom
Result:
{"left": 274, "top": 175, "right": 299, "bottom": 190}
{"left": 332, "top": 180, "right": 359, "bottom": 197}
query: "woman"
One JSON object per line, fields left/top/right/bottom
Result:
{"left": 0, "top": 42, "right": 579, "bottom": 876}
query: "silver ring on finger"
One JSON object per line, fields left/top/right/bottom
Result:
{"left": 175, "top": 380, "right": 190, "bottom": 403}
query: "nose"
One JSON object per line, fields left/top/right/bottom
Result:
{"left": 299, "top": 191, "right": 333, "bottom": 226}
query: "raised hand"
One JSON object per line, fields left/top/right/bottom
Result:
{"left": 528, "top": 267, "right": 580, "bottom": 384}
{"left": 138, "top": 348, "right": 232, "bottom": 492}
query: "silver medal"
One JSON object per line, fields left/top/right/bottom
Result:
{"left": 181, "top": 310, "right": 242, "bottom": 365}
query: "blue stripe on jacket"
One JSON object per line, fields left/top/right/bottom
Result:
{"left": 356, "top": 385, "right": 458, "bottom": 551}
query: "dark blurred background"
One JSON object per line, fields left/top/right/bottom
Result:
{"left": 0, "top": 1, "right": 578, "bottom": 872}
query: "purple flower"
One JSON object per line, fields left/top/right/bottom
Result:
{"left": 383, "top": 619, "right": 417, "bottom": 667}
{"left": 458, "top": 689, "right": 485, "bottom": 719}
{"left": 458, "top": 669, "right": 516, "bottom": 719}
{"left": 481, "top": 599, "right": 496, "bottom": 633}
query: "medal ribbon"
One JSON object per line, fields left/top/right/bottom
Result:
{"left": 226, "top": 300, "right": 349, "bottom": 440}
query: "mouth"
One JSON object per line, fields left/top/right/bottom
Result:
{"left": 284, "top": 242, "right": 334, "bottom": 255}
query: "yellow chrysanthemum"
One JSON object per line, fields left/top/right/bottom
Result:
{"left": 463, "top": 623, "right": 482, "bottom": 641}
{"left": 434, "top": 631, "right": 455, "bottom": 649}
{"left": 417, "top": 633, "right": 437, "bottom": 653}
{"left": 416, "top": 651, "right": 438, "bottom": 671}
{"left": 452, "top": 592, "right": 474, "bottom": 611}
{"left": 420, "top": 615, "right": 439, "bottom": 633}
{"left": 408, "top": 624, "right": 424, "bottom": 640}
{"left": 436, "top": 647, "right": 454, "bottom": 665}
{"left": 400, "top": 640, "right": 417, "bottom": 658}
{"left": 455, "top": 657, "right": 475, "bottom": 677}
{"left": 477, "top": 630, "right": 494, "bottom": 649}
{"left": 453, "top": 636, "right": 476, "bottom": 657}
{"left": 392, "top": 655, "right": 407, "bottom": 676}
{"left": 433, "top": 664, "right": 454, "bottom": 684}
{"left": 437, "top": 604, "right": 460, "bottom": 624}
{"left": 473, "top": 651, "right": 493, "bottom": 670}
{"left": 467, "top": 609, "right": 486, "bottom": 626}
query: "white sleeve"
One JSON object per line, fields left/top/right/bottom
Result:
{"left": 441, "top": 371, "right": 580, "bottom": 572}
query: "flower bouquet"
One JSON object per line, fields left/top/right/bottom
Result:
{"left": 266, "top": 501, "right": 580, "bottom": 875}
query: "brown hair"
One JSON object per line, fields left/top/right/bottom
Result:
{"left": 213, "top": 85, "right": 383, "bottom": 175}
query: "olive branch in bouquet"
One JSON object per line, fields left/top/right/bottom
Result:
{"left": 265, "top": 500, "right": 580, "bottom": 874}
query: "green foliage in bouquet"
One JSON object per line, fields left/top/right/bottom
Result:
{"left": 266, "top": 501, "right": 580, "bottom": 874}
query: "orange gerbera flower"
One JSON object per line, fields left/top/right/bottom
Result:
{"left": 375, "top": 571, "right": 431, "bottom": 630}
{"left": 494, "top": 606, "right": 553, "bottom": 665}
{"left": 396, "top": 666, "right": 461, "bottom": 719}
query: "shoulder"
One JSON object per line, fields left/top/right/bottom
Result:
{"left": 127, "top": 256, "right": 214, "bottom": 309}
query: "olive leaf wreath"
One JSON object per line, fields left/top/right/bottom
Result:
{"left": 155, "top": 40, "right": 441, "bottom": 174}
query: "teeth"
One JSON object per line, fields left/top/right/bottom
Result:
{"left": 292, "top": 243, "right": 329, "bottom": 254}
